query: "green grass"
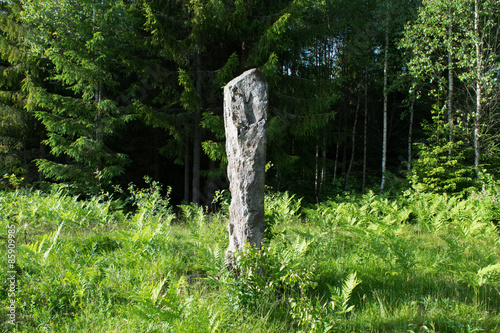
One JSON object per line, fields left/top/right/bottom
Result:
{"left": 1, "top": 184, "right": 499, "bottom": 332}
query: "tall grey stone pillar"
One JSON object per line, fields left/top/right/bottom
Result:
{"left": 224, "top": 68, "right": 268, "bottom": 270}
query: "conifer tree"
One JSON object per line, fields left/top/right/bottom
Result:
{"left": 133, "top": 0, "right": 338, "bottom": 202}
{"left": 0, "top": 0, "right": 40, "bottom": 182}
{"left": 222, "top": 0, "right": 337, "bottom": 197}
{"left": 21, "top": 0, "right": 134, "bottom": 193}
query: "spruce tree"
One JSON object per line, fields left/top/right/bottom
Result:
{"left": 199, "top": 0, "right": 338, "bottom": 198}
{"left": 21, "top": 0, "right": 134, "bottom": 193}
{"left": 0, "top": 0, "right": 40, "bottom": 183}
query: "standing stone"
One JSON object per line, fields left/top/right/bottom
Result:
{"left": 224, "top": 68, "right": 268, "bottom": 270}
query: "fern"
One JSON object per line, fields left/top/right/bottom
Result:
{"left": 337, "top": 272, "right": 361, "bottom": 314}
{"left": 132, "top": 277, "right": 183, "bottom": 323}
{"left": 24, "top": 234, "right": 49, "bottom": 257}
{"left": 288, "top": 272, "right": 361, "bottom": 332}
{"left": 477, "top": 263, "right": 500, "bottom": 287}
{"left": 23, "top": 222, "right": 64, "bottom": 264}
{"left": 42, "top": 222, "right": 63, "bottom": 264}
{"left": 280, "top": 235, "right": 311, "bottom": 266}
{"left": 178, "top": 203, "right": 206, "bottom": 232}
{"left": 208, "top": 305, "right": 223, "bottom": 333}
{"left": 204, "top": 245, "right": 226, "bottom": 278}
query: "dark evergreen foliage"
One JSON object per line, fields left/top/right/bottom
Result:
{"left": 0, "top": 0, "right": 499, "bottom": 200}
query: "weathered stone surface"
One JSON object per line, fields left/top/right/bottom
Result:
{"left": 224, "top": 68, "right": 268, "bottom": 269}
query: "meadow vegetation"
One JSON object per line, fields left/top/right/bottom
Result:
{"left": 1, "top": 179, "right": 500, "bottom": 332}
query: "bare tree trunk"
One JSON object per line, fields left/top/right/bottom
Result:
{"left": 345, "top": 96, "right": 360, "bottom": 191}
{"left": 192, "top": 52, "right": 202, "bottom": 204}
{"left": 341, "top": 114, "right": 347, "bottom": 175}
{"left": 333, "top": 115, "right": 341, "bottom": 180}
{"left": 333, "top": 143, "right": 339, "bottom": 180}
{"left": 381, "top": 9, "right": 389, "bottom": 193}
{"left": 408, "top": 96, "right": 415, "bottom": 172}
{"left": 320, "top": 132, "right": 326, "bottom": 193}
{"left": 342, "top": 143, "right": 347, "bottom": 175}
{"left": 362, "top": 74, "right": 368, "bottom": 192}
{"left": 192, "top": 112, "right": 201, "bottom": 204}
{"left": 95, "top": 81, "right": 103, "bottom": 186}
{"left": 315, "top": 144, "right": 319, "bottom": 196}
{"left": 93, "top": 1, "right": 104, "bottom": 184}
{"left": 184, "top": 136, "right": 190, "bottom": 202}
{"left": 448, "top": 8, "right": 454, "bottom": 158}
{"left": 474, "top": 0, "right": 481, "bottom": 177}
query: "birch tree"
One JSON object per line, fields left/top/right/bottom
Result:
{"left": 402, "top": 0, "right": 500, "bottom": 188}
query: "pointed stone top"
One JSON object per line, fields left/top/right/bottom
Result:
{"left": 226, "top": 68, "right": 267, "bottom": 87}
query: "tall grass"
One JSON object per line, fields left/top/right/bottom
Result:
{"left": 1, "top": 183, "right": 499, "bottom": 332}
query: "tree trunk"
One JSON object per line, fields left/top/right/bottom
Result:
{"left": 320, "top": 131, "right": 326, "bottom": 193}
{"left": 408, "top": 96, "right": 415, "bottom": 172}
{"left": 345, "top": 96, "right": 360, "bottom": 191}
{"left": 184, "top": 135, "right": 190, "bottom": 202}
{"left": 362, "top": 74, "right": 368, "bottom": 192}
{"left": 93, "top": 1, "right": 104, "bottom": 186}
{"left": 474, "top": 0, "right": 481, "bottom": 177}
{"left": 381, "top": 8, "right": 389, "bottom": 193}
{"left": 333, "top": 115, "right": 341, "bottom": 180}
{"left": 342, "top": 143, "right": 347, "bottom": 175}
{"left": 447, "top": 8, "right": 454, "bottom": 158}
{"left": 192, "top": 111, "right": 201, "bottom": 204}
{"left": 315, "top": 144, "right": 319, "bottom": 196}
{"left": 95, "top": 81, "right": 103, "bottom": 186}
{"left": 192, "top": 51, "right": 202, "bottom": 204}
{"left": 333, "top": 143, "right": 339, "bottom": 180}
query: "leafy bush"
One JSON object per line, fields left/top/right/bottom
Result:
{"left": 128, "top": 176, "right": 173, "bottom": 226}
{"left": 264, "top": 191, "right": 302, "bottom": 240}
{"left": 410, "top": 141, "right": 478, "bottom": 194}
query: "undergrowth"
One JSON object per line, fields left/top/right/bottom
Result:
{"left": 0, "top": 181, "right": 499, "bottom": 332}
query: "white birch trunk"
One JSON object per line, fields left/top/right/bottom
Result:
{"left": 448, "top": 8, "right": 454, "bottom": 158}
{"left": 474, "top": 0, "right": 481, "bottom": 176}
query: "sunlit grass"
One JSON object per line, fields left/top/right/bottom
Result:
{"left": 1, "top": 185, "right": 499, "bottom": 332}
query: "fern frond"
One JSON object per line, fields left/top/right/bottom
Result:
{"left": 477, "top": 263, "right": 500, "bottom": 286}
{"left": 281, "top": 235, "right": 311, "bottom": 265}
{"left": 42, "top": 222, "right": 63, "bottom": 263}
{"left": 327, "top": 272, "right": 361, "bottom": 315}
{"left": 341, "top": 272, "right": 361, "bottom": 311}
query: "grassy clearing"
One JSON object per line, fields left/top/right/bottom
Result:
{"left": 1, "top": 183, "right": 499, "bottom": 332}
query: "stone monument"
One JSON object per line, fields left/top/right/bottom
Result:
{"left": 223, "top": 68, "right": 268, "bottom": 270}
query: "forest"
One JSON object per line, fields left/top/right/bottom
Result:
{"left": 1, "top": 0, "right": 499, "bottom": 201}
{"left": 1, "top": 0, "right": 500, "bottom": 332}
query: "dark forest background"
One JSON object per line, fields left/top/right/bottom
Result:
{"left": 1, "top": 0, "right": 499, "bottom": 204}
